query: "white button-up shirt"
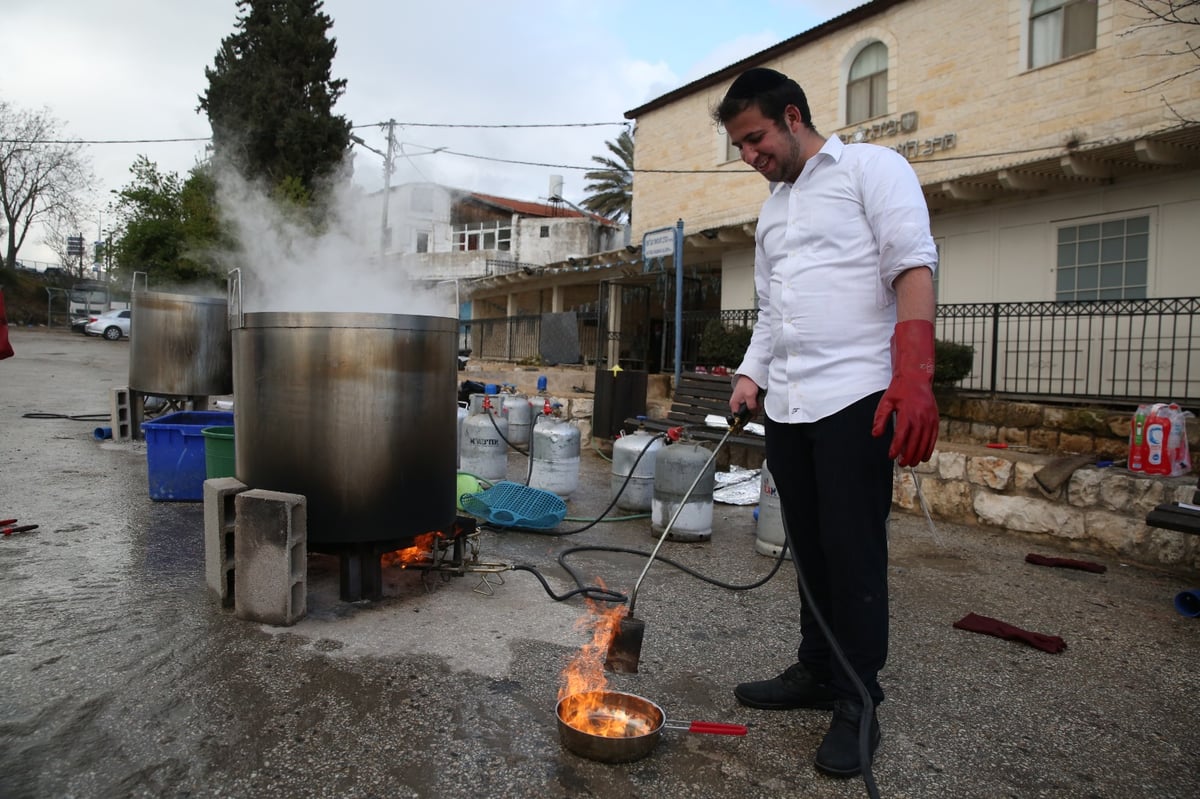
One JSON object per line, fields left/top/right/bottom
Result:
{"left": 735, "top": 135, "right": 937, "bottom": 424}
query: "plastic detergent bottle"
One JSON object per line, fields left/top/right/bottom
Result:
{"left": 1167, "top": 404, "right": 1190, "bottom": 475}
{"left": 1144, "top": 404, "right": 1171, "bottom": 475}
{"left": 1128, "top": 405, "right": 1148, "bottom": 472}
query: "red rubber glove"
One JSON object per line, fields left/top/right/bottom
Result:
{"left": 871, "top": 319, "right": 938, "bottom": 466}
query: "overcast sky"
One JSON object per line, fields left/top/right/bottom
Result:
{"left": 2, "top": 0, "right": 862, "bottom": 264}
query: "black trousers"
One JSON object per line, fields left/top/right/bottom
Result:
{"left": 765, "top": 391, "right": 893, "bottom": 705}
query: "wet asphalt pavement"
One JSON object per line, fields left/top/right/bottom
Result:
{"left": 1, "top": 326, "right": 1199, "bottom": 799}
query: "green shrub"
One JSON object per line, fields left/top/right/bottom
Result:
{"left": 698, "top": 319, "right": 753, "bottom": 366}
{"left": 934, "top": 339, "right": 974, "bottom": 386}
{"left": 696, "top": 322, "right": 974, "bottom": 386}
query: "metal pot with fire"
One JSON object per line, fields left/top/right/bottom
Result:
{"left": 555, "top": 602, "right": 746, "bottom": 763}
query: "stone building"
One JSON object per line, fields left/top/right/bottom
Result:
{"left": 626, "top": 0, "right": 1200, "bottom": 309}
{"left": 461, "top": 0, "right": 1199, "bottom": 383}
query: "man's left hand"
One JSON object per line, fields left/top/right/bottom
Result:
{"left": 872, "top": 320, "right": 938, "bottom": 466}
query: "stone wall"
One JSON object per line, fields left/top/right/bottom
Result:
{"left": 895, "top": 442, "right": 1199, "bottom": 574}
{"left": 938, "top": 394, "right": 1199, "bottom": 466}
{"left": 905, "top": 395, "right": 1200, "bottom": 573}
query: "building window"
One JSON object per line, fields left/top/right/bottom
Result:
{"left": 721, "top": 126, "right": 739, "bottom": 163}
{"left": 416, "top": 231, "right": 429, "bottom": 253}
{"left": 1055, "top": 215, "right": 1149, "bottom": 301}
{"left": 453, "top": 220, "right": 512, "bottom": 252}
{"left": 1029, "top": 0, "right": 1097, "bottom": 69}
{"left": 846, "top": 41, "right": 888, "bottom": 125}
{"left": 540, "top": 225, "right": 550, "bottom": 238}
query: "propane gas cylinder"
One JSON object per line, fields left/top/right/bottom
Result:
{"left": 502, "top": 386, "right": 532, "bottom": 446}
{"left": 456, "top": 401, "right": 469, "bottom": 468}
{"left": 528, "top": 393, "right": 551, "bottom": 425}
{"left": 459, "top": 393, "right": 509, "bottom": 481}
{"left": 651, "top": 441, "right": 715, "bottom": 541}
{"left": 611, "top": 428, "right": 663, "bottom": 512}
{"left": 529, "top": 410, "right": 581, "bottom": 499}
{"left": 755, "top": 459, "right": 790, "bottom": 558}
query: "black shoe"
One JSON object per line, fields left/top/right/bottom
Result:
{"left": 733, "top": 663, "right": 835, "bottom": 710}
{"left": 814, "top": 700, "right": 882, "bottom": 778}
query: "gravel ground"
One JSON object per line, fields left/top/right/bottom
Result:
{"left": 1, "top": 326, "right": 1198, "bottom": 799}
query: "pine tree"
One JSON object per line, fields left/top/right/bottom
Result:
{"left": 198, "top": 0, "right": 351, "bottom": 197}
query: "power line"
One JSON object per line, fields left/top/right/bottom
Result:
{"left": 429, "top": 146, "right": 732, "bottom": 174}
{"left": 352, "top": 121, "right": 627, "bottom": 130}
{"left": 411, "top": 140, "right": 1080, "bottom": 174}
{"left": 2, "top": 134, "right": 1093, "bottom": 174}
{"left": 1, "top": 136, "right": 210, "bottom": 145}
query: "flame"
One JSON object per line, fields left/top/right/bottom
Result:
{"left": 558, "top": 593, "right": 644, "bottom": 738}
{"left": 380, "top": 532, "right": 439, "bottom": 568}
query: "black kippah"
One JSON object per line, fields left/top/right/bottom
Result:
{"left": 726, "top": 68, "right": 790, "bottom": 99}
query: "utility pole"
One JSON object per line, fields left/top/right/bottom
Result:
{"left": 379, "top": 119, "right": 396, "bottom": 261}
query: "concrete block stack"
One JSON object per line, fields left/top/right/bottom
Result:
{"left": 110, "top": 387, "right": 133, "bottom": 441}
{"left": 233, "top": 489, "right": 308, "bottom": 626}
{"left": 202, "top": 477, "right": 248, "bottom": 606}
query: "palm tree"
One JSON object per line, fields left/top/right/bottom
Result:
{"left": 581, "top": 128, "right": 633, "bottom": 224}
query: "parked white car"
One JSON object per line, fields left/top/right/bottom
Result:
{"left": 84, "top": 309, "right": 131, "bottom": 340}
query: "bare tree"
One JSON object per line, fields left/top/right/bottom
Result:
{"left": 0, "top": 99, "right": 94, "bottom": 269}
{"left": 1121, "top": 0, "right": 1200, "bottom": 122}
{"left": 42, "top": 208, "right": 91, "bottom": 278}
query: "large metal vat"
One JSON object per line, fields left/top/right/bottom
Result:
{"left": 129, "top": 289, "right": 233, "bottom": 397}
{"left": 231, "top": 311, "right": 457, "bottom": 546}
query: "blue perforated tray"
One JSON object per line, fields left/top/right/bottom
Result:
{"left": 459, "top": 481, "right": 567, "bottom": 529}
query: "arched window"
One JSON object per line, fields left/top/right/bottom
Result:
{"left": 847, "top": 41, "right": 887, "bottom": 125}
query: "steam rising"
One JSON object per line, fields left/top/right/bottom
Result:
{"left": 215, "top": 165, "right": 453, "bottom": 318}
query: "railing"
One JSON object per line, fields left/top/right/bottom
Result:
{"left": 678, "top": 298, "right": 1198, "bottom": 404}
{"left": 936, "top": 298, "right": 1198, "bottom": 404}
{"left": 484, "top": 259, "right": 540, "bottom": 276}
{"left": 463, "top": 298, "right": 1198, "bottom": 404}
{"left": 459, "top": 312, "right": 599, "bottom": 365}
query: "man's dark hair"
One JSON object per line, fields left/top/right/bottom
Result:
{"left": 713, "top": 67, "right": 814, "bottom": 131}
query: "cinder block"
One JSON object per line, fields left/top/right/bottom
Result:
{"left": 203, "top": 477, "right": 248, "bottom": 606}
{"left": 234, "top": 489, "right": 307, "bottom": 626}
{"left": 110, "top": 387, "right": 132, "bottom": 441}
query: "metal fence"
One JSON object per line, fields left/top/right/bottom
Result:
{"left": 465, "top": 298, "right": 1198, "bottom": 405}
{"left": 936, "top": 298, "right": 1198, "bottom": 404}
{"left": 460, "top": 312, "right": 599, "bottom": 365}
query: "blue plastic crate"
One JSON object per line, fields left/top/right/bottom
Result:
{"left": 142, "top": 411, "right": 234, "bottom": 501}
{"left": 459, "top": 481, "right": 566, "bottom": 529}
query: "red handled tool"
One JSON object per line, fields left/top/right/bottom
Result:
{"left": 1, "top": 519, "right": 38, "bottom": 536}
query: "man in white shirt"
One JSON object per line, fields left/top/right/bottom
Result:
{"left": 716, "top": 67, "right": 938, "bottom": 778}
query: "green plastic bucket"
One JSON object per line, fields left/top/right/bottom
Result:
{"left": 201, "top": 426, "right": 236, "bottom": 480}
{"left": 456, "top": 471, "right": 487, "bottom": 511}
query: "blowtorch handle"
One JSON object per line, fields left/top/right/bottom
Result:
{"left": 726, "top": 403, "right": 752, "bottom": 430}
{"left": 663, "top": 720, "right": 748, "bottom": 736}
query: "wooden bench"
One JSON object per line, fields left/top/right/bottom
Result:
{"left": 622, "top": 371, "right": 765, "bottom": 450}
{"left": 1145, "top": 475, "right": 1200, "bottom": 536}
